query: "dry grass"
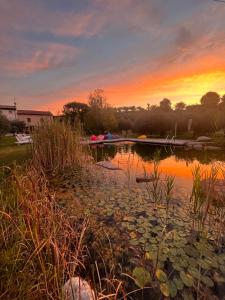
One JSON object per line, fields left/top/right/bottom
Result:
{"left": 32, "top": 121, "right": 87, "bottom": 175}
{"left": 0, "top": 122, "right": 126, "bottom": 300}
{"left": 0, "top": 165, "right": 87, "bottom": 299}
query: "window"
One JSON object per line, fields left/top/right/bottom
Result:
{"left": 27, "top": 117, "right": 31, "bottom": 123}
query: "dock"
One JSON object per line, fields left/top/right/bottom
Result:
{"left": 81, "top": 138, "right": 190, "bottom": 146}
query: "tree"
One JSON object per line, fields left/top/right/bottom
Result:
{"left": 10, "top": 120, "right": 26, "bottom": 133}
{"left": 200, "top": 91, "right": 220, "bottom": 108}
{"left": 0, "top": 113, "right": 10, "bottom": 136}
{"left": 159, "top": 98, "right": 172, "bottom": 112}
{"left": 84, "top": 89, "right": 118, "bottom": 133}
{"left": 88, "top": 89, "right": 107, "bottom": 109}
{"left": 63, "top": 101, "right": 89, "bottom": 123}
{"left": 175, "top": 102, "right": 186, "bottom": 111}
{"left": 220, "top": 94, "right": 225, "bottom": 110}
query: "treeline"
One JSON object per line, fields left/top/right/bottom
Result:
{"left": 62, "top": 90, "right": 225, "bottom": 137}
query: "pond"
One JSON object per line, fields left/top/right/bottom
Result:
{"left": 85, "top": 142, "right": 225, "bottom": 299}
{"left": 91, "top": 142, "right": 225, "bottom": 194}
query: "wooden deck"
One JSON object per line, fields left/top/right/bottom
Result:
{"left": 81, "top": 138, "right": 190, "bottom": 146}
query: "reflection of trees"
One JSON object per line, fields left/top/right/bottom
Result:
{"left": 91, "top": 143, "right": 225, "bottom": 165}
{"left": 90, "top": 144, "right": 117, "bottom": 162}
{"left": 133, "top": 144, "right": 171, "bottom": 162}
{"left": 174, "top": 149, "right": 225, "bottom": 165}
{"left": 133, "top": 144, "right": 225, "bottom": 165}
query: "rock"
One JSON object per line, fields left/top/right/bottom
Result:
{"left": 196, "top": 136, "right": 212, "bottom": 142}
{"left": 63, "top": 277, "right": 95, "bottom": 300}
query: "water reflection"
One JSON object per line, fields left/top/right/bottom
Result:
{"left": 91, "top": 143, "right": 225, "bottom": 193}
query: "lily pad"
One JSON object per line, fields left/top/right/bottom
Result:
{"left": 182, "top": 290, "right": 195, "bottom": 300}
{"left": 156, "top": 269, "right": 168, "bottom": 282}
{"left": 169, "top": 281, "right": 177, "bottom": 298}
{"left": 200, "top": 276, "right": 214, "bottom": 287}
{"left": 173, "top": 276, "right": 184, "bottom": 290}
{"left": 198, "top": 259, "right": 210, "bottom": 270}
{"left": 173, "top": 263, "right": 183, "bottom": 272}
{"left": 180, "top": 271, "right": 194, "bottom": 287}
{"left": 184, "top": 245, "right": 199, "bottom": 258}
{"left": 188, "top": 268, "right": 201, "bottom": 280}
{"left": 160, "top": 282, "right": 170, "bottom": 297}
{"left": 132, "top": 267, "right": 151, "bottom": 288}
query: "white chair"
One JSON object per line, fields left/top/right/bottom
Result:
{"left": 15, "top": 134, "right": 32, "bottom": 145}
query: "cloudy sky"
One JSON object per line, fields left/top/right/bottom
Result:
{"left": 0, "top": 0, "right": 225, "bottom": 113}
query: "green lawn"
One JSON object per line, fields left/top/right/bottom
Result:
{"left": 0, "top": 136, "right": 30, "bottom": 165}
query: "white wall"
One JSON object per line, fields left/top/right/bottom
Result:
{"left": 0, "top": 109, "right": 17, "bottom": 121}
{"left": 17, "top": 114, "right": 53, "bottom": 126}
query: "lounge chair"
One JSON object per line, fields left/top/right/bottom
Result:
{"left": 15, "top": 134, "right": 32, "bottom": 145}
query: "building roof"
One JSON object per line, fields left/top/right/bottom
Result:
{"left": 17, "top": 110, "right": 53, "bottom": 116}
{"left": 0, "top": 105, "right": 16, "bottom": 110}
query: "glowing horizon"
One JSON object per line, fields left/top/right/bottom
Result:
{"left": 0, "top": 0, "right": 225, "bottom": 114}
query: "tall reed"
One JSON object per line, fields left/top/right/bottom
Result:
{"left": 0, "top": 165, "right": 87, "bottom": 299}
{"left": 32, "top": 121, "right": 87, "bottom": 174}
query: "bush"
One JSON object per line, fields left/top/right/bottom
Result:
{"left": 0, "top": 113, "right": 10, "bottom": 136}
{"left": 10, "top": 120, "right": 26, "bottom": 133}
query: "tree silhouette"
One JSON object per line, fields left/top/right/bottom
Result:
{"left": 200, "top": 91, "right": 220, "bottom": 108}
{"left": 175, "top": 102, "right": 186, "bottom": 111}
{"left": 159, "top": 98, "right": 172, "bottom": 112}
{"left": 63, "top": 101, "right": 89, "bottom": 123}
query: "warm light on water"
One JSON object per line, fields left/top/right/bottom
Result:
{"left": 92, "top": 143, "right": 225, "bottom": 194}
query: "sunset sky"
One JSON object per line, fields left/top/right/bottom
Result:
{"left": 0, "top": 0, "right": 225, "bottom": 114}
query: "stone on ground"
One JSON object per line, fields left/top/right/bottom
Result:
{"left": 63, "top": 277, "right": 95, "bottom": 300}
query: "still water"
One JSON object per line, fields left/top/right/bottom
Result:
{"left": 91, "top": 142, "right": 225, "bottom": 194}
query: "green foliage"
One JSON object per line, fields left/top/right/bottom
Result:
{"left": 156, "top": 269, "right": 168, "bottom": 282}
{"left": 132, "top": 267, "right": 151, "bottom": 287}
{"left": 63, "top": 101, "right": 89, "bottom": 123}
{"left": 0, "top": 112, "right": 10, "bottom": 136}
{"left": 84, "top": 89, "right": 118, "bottom": 133}
{"left": 10, "top": 120, "right": 26, "bottom": 133}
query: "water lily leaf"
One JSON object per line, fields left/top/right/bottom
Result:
{"left": 200, "top": 276, "right": 214, "bottom": 287}
{"left": 180, "top": 271, "right": 194, "bottom": 287}
{"left": 182, "top": 290, "right": 195, "bottom": 300}
{"left": 169, "top": 281, "right": 177, "bottom": 298}
{"left": 145, "top": 250, "right": 157, "bottom": 261}
{"left": 137, "top": 228, "right": 146, "bottom": 234}
{"left": 188, "top": 268, "right": 201, "bottom": 280}
{"left": 173, "top": 276, "right": 184, "bottom": 290}
{"left": 204, "top": 258, "right": 218, "bottom": 269}
{"left": 184, "top": 245, "right": 199, "bottom": 258}
{"left": 198, "top": 259, "right": 210, "bottom": 270}
{"left": 188, "top": 257, "right": 198, "bottom": 267}
{"left": 132, "top": 267, "right": 151, "bottom": 288}
{"left": 156, "top": 269, "right": 168, "bottom": 282}
{"left": 173, "top": 263, "right": 183, "bottom": 272}
{"left": 160, "top": 282, "right": 170, "bottom": 297}
{"left": 179, "top": 258, "right": 188, "bottom": 268}
{"left": 130, "top": 240, "right": 139, "bottom": 246}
